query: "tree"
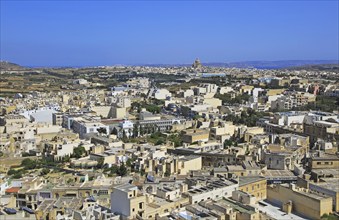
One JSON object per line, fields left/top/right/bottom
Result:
{"left": 67, "top": 178, "right": 74, "bottom": 184}
{"left": 133, "top": 124, "right": 139, "bottom": 138}
{"left": 110, "top": 165, "right": 119, "bottom": 174}
{"left": 155, "top": 139, "right": 164, "bottom": 145}
{"left": 168, "top": 134, "right": 182, "bottom": 147}
{"left": 40, "top": 168, "right": 50, "bottom": 176}
{"left": 145, "top": 104, "right": 161, "bottom": 114}
{"left": 8, "top": 169, "right": 25, "bottom": 178}
{"left": 122, "top": 129, "right": 127, "bottom": 139}
{"left": 131, "top": 102, "right": 142, "bottom": 113}
{"left": 321, "top": 214, "right": 329, "bottom": 219}
{"left": 148, "top": 131, "right": 166, "bottom": 145}
{"left": 180, "top": 106, "right": 191, "bottom": 117}
{"left": 225, "top": 109, "right": 264, "bottom": 127}
{"left": 193, "top": 115, "right": 202, "bottom": 120}
{"left": 13, "top": 173, "right": 23, "bottom": 179}
{"left": 126, "top": 158, "right": 133, "bottom": 167}
{"left": 214, "top": 93, "right": 250, "bottom": 105}
{"left": 8, "top": 169, "right": 18, "bottom": 175}
{"left": 164, "top": 170, "right": 170, "bottom": 177}
{"left": 21, "top": 158, "right": 37, "bottom": 169}
{"left": 224, "top": 139, "right": 233, "bottom": 149}
{"left": 96, "top": 157, "right": 105, "bottom": 168}
{"left": 117, "top": 163, "right": 128, "bottom": 176}
{"left": 63, "top": 155, "right": 71, "bottom": 163}
{"left": 152, "top": 98, "right": 165, "bottom": 106}
{"left": 21, "top": 152, "right": 32, "bottom": 157}
{"left": 73, "top": 146, "right": 86, "bottom": 158}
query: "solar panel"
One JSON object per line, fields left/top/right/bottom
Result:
{"left": 4, "top": 208, "right": 17, "bottom": 215}
{"left": 22, "top": 206, "right": 35, "bottom": 214}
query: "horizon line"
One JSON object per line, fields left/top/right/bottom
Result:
{"left": 1, "top": 59, "right": 338, "bottom": 68}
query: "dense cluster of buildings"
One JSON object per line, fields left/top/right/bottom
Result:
{"left": 0, "top": 62, "right": 338, "bottom": 220}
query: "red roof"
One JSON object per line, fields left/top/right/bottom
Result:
{"left": 5, "top": 187, "right": 21, "bottom": 193}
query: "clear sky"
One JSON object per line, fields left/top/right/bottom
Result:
{"left": 1, "top": 1, "right": 338, "bottom": 66}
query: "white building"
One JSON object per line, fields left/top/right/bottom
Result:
{"left": 118, "top": 120, "right": 134, "bottom": 138}
{"left": 45, "top": 140, "right": 79, "bottom": 160}
{"left": 252, "top": 88, "right": 265, "bottom": 103}
{"left": 73, "top": 78, "right": 88, "bottom": 85}
{"left": 20, "top": 107, "right": 59, "bottom": 124}
{"left": 273, "top": 112, "right": 306, "bottom": 126}
{"left": 72, "top": 118, "right": 109, "bottom": 139}
{"left": 116, "top": 97, "right": 131, "bottom": 108}
{"left": 182, "top": 89, "right": 194, "bottom": 98}
{"left": 153, "top": 89, "right": 172, "bottom": 100}
{"left": 219, "top": 86, "right": 234, "bottom": 95}
{"left": 111, "top": 184, "right": 146, "bottom": 219}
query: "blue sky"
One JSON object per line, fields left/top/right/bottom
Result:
{"left": 1, "top": 1, "right": 338, "bottom": 66}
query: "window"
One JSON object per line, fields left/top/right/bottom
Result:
{"left": 317, "top": 162, "right": 321, "bottom": 165}
{"left": 139, "top": 202, "right": 143, "bottom": 209}
{"left": 132, "top": 208, "right": 135, "bottom": 212}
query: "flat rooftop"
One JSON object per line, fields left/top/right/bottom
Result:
{"left": 114, "top": 183, "right": 137, "bottom": 192}
{"left": 311, "top": 178, "right": 339, "bottom": 192}
{"left": 239, "top": 176, "right": 266, "bottom": 186}
{"left": 218, "top": 198, "right": 256, "bottom": 215}
{"left": 262, "top": 170, "right": 296, "bottom": 178}
{"left": 187, "top": 179, "right": 237, "bottom": 195}
{"left": 276, "top": 111, "right": 307, "bottom": 116}
{"left": 179, "top": 155, "right": 201, "bottom": 162}
{"left": 4, "top": 115, "right": 27, "bottom": 120}
{"left": 314, "top": 120, "right": 339, "bottom": 127}
{"left": 295, "top": 188, "right": 328, "bottom": 200}
{"left": 253, "top": 200, "right": 306, "bottom": 220}
{"left": 312, "top": 153, "right": 339, "bottom": 161}
{"left": 311, "top": 168, "right": 339, "bottom": 177}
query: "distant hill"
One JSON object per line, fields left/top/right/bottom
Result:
{"left": 202, "top": 60, "right": 339, "bottom": 69}
{"left": 0, "top": 61, "right": 26, "bottom": 71}
{"left": 1, "top": 60, "right": 338, "bottom": 70}
{"left": 286, "top": 63, "right": 339, "bottom": 71}
{"left": 142, "top": 60, "right": 339, "bottom": 69}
